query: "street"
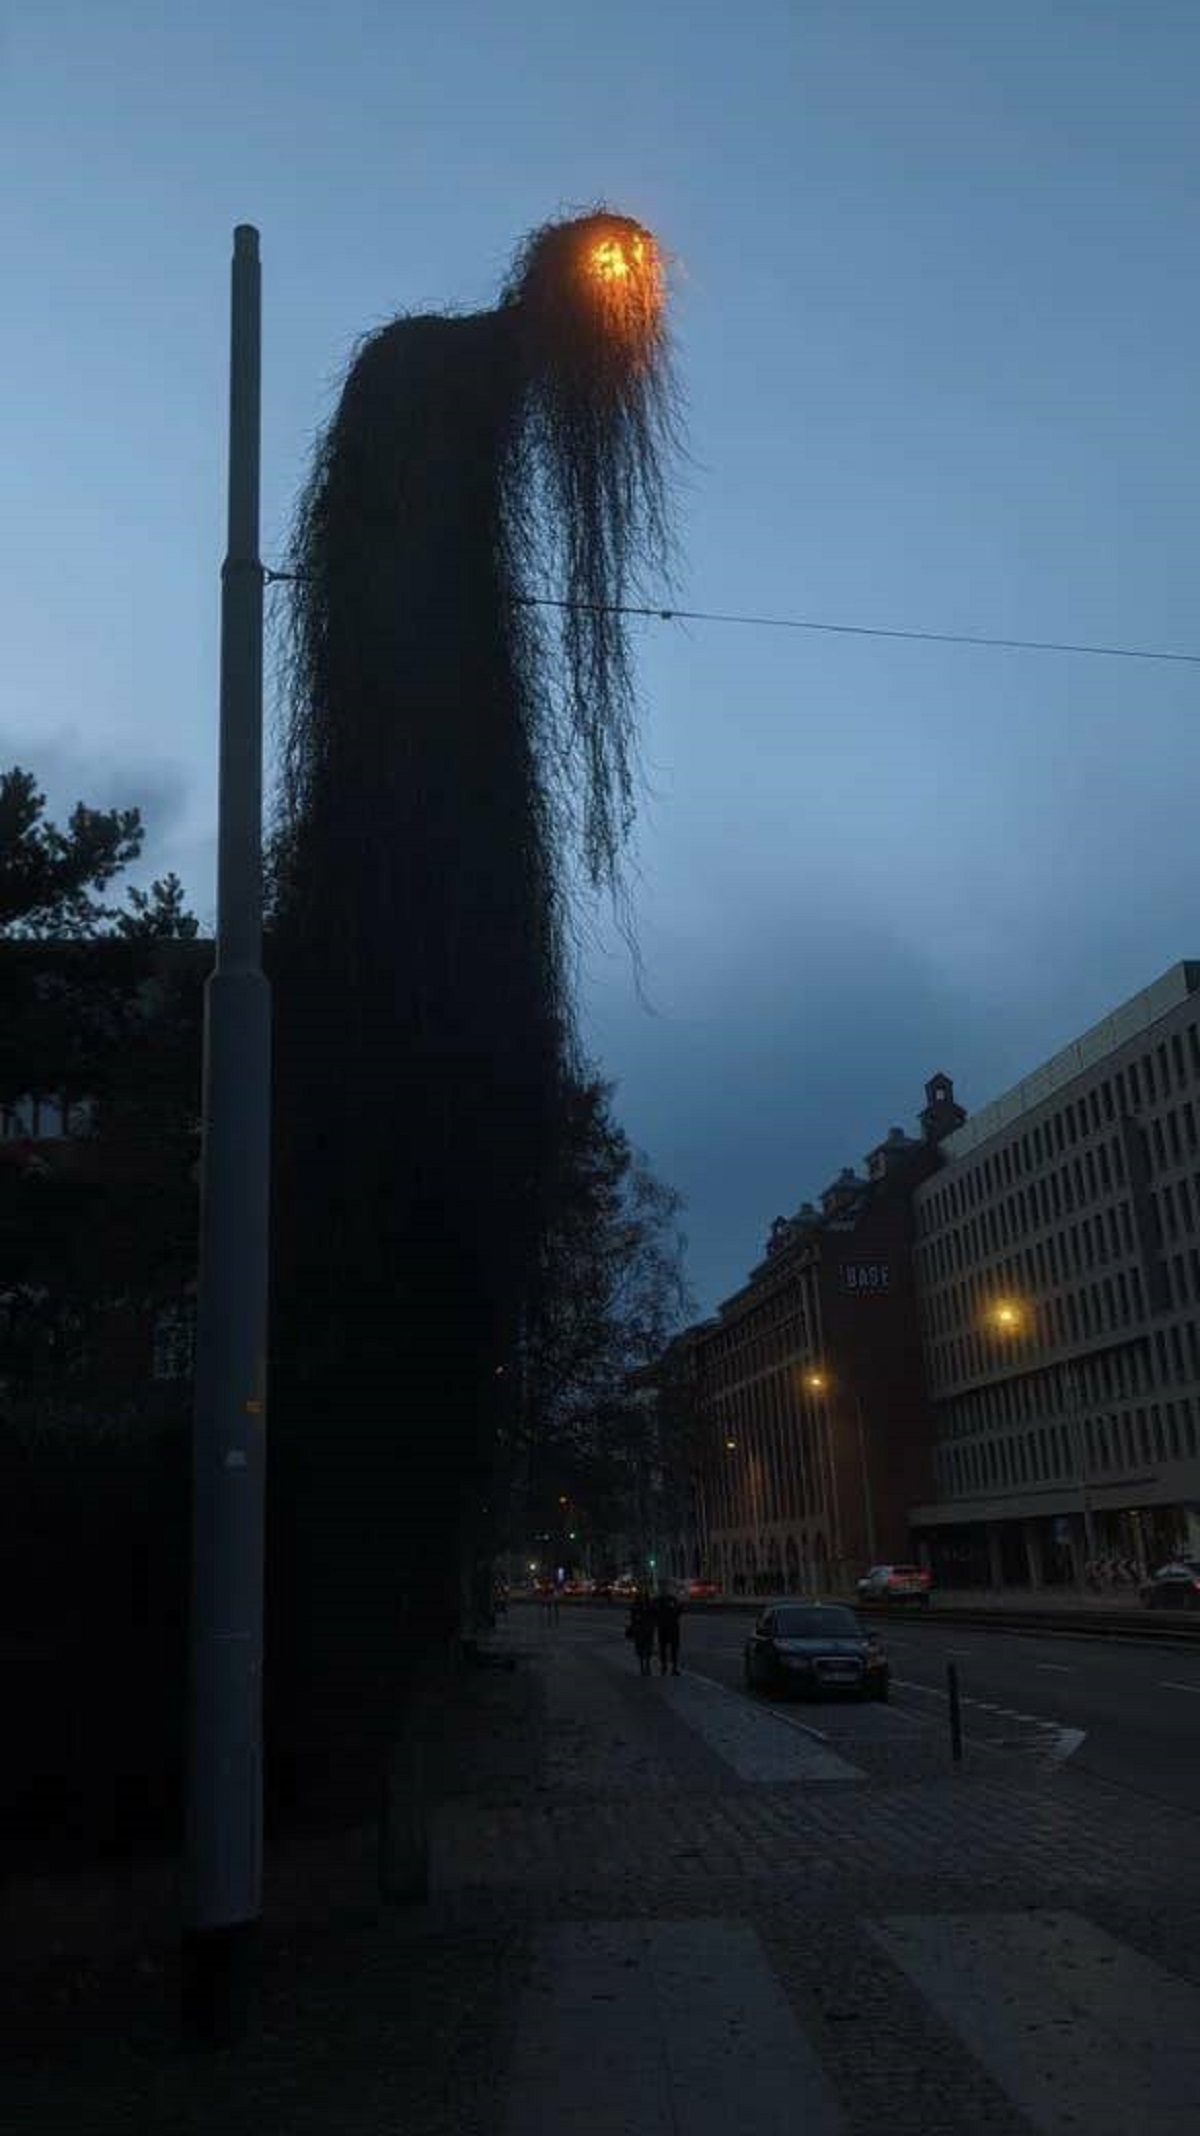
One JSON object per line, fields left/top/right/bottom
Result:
{"left": 658, "top": 1603, "right": 1200, "bottom": 1814}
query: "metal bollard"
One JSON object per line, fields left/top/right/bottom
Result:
{"left": 947, "top": 1660, "right": 963, "bottom": 1763}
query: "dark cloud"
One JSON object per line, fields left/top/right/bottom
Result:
{"left": 583, "top": 912, "right": 995, "bottom": 1316}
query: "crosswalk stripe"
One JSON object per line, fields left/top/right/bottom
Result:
{"left": 866, "top": 1909, "right": 1200, "bottom": 2128}
{"left": 503, "top": 1918, "right": 844, "bottom": 2135}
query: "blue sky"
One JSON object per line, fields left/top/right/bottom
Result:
{"left": 4, "top": 2, "right": 1198, "bottom": 1313}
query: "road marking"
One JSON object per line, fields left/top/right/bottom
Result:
{"left": 891, "top": 1679, "right": 1086, "bottom": 1765}
{"left": 505, "top": 1919, "right": 845, "bottom": 2135}
{"left": 868, "top": 1910, "right": 1200, "bottom": 2128}
{"left": 685, "top": 1668, "right": 830, "bottom": 1740}
{"left": 1034, "top": 1662, "right": 1074, "bottom": 1672}
{"left": 1159, "top": 1679, "right": 1200, "bottom": 1695}
{"left": 672, "top": 1670, "right": 863, "bottom": 1779}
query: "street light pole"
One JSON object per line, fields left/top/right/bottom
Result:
{"left": 987, "top": 1299, "right": 1097, "bottom": 1590}
{"left": 1061, "top": 1360, "right": 1097, "bottom": 1577}
{"left": 854, "top": 1392, "right": 878, "bottom": 1564}
{"left": 182, "top": 225, "right": 272, "bottom": 2046}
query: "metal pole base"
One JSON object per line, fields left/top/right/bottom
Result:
{"left": 181, "top": 1921, "right": 260, "bottom": 2048}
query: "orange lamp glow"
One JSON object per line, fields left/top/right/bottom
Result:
{"left": 580, "top": 221, "right": 664, "bottom": 355}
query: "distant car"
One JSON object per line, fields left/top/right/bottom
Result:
{"left": 685, "top": 1578, "right": 722, "bottom": 1600}
{"left": 1139, "top": 1560, "right": 1200, "bottom": 1609}
{"left": 856, "top": 1563, "right": 931, "bottom": 1608}
{"left": 743, "top": 1602, "right": 889, "bottom": 1701}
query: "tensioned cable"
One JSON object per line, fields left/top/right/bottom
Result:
{"left": 261, "top": 571, "right": 1200, "bottom": 667}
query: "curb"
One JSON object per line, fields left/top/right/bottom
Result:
{"left": 513, "top": 1595, "right": 1200, "bottom": 1648}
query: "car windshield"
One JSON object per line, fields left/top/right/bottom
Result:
{"left": 771, "top": 1606, "right": 861, "bottom": 1639}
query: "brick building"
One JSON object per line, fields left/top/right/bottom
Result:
{"left": 684, "top": 1076, "right": 964, "bottom": 1595}
{"left": 911, "top": 962, "right": 1200, "bottom": 1589}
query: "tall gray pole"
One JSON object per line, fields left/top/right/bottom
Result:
{"left": 1062, "top": 1360, "right": 1097, "bottom": 1580}
{"left": 854, "top": 1393, "right": 878, "bottom": 1564}
{"left": 182, "top": 224, "right": 271, "bottom": 2045}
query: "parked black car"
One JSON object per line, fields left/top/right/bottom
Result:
{"left": 743, "top": 1602, "right": 890, "bottom": 1701}
{"left": 1139, "top": 1560, "right": 1200, "bottom": 1609}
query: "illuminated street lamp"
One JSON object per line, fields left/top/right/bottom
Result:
{"left": 806, "top": 1369, "right": 875, "bottom": 1567}
{"left": 986, "top": 1296, "right": 1096, "bottom": 1575}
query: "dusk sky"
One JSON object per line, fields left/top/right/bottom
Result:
{"left": 5, "top": 3, "right": 1198, "bottom": 1316}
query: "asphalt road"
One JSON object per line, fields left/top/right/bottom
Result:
{"left": 550, "top": 1601, "right": 1200, "bottom": 1814}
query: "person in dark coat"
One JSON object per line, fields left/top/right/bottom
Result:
{"left": 628, "top": 1590, "right": 656, "bottom": 1676}
{"left": 654, "top": 1586, "right": 682, "bottom": 1676}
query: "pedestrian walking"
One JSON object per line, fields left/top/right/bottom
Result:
{"left": 654, "top": 1585, "right": 682, "bottom": 1676}
{"left": 628, "top": 1590, "right": 655, "bottom": 1676}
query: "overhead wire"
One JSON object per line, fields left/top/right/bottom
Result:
{"left": 261, "top": 571, "right": 1200, "bottom": 667}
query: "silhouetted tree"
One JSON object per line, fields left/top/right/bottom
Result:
{"left": 267, "top": 210, "right": 678, "bottom": 1805}
{"left": 0, "top": 767, "right": 142, "bottom": 938}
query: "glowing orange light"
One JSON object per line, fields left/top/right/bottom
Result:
{"left": 580, "top": 222, "right": 663, "bottom": 357}
{"left": 589, "top": 234, "right": 646, "bottom": 283}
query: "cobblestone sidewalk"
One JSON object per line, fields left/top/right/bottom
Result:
{"left": 11, "top": 1620, "right": 1200, "bottom": 2134}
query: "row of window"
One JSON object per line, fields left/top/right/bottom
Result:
{"left": 703, "top": 1391, "right": 830, "bottom": 1532}
{"left": 935, "top": 1396, "right": 1200, "bottom": 1500}
{"left": 702, "top": 1280, "right": 818, "bottom": 1393}
{"left": 921, "top": 1203, "right": 1140, "bottom": 1341}
{"left": 922, "top": 1125, "right": 1200, "bottom": 1291}
{"left": 926, "top": 1266, "right": 1159, "bottom": 1392}
{"left": 918, "top": 1136, "right": 1132, "bottom": 1281}
{"left": 917, "top": 1019, "right": 1200, "bottom": 1237}
{"left": 1, "top": 1092, "right": 97, "bottom": 1140}
{"left": 936, "top": 1328, "right": 1200, "bottom": 1440}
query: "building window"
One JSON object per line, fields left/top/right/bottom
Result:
{"left": 1172, "top": 1033, "right": 1187, "bottom": 1084}
{"left": 152, "top": 1302, "right": 196, "bottom": 1382}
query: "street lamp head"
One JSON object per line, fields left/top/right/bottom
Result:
{"left": 505, "top": 210, "right": 667, "bottom": 377}
{"left": 989, "top": 1298, "right": 1026, "bottom": 1336}
{"left": 805, "top": 1370, "right": 828, "bottom": 1394}
{"left": 725, "top": 1437, "right": 737, "bottom": 1452}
